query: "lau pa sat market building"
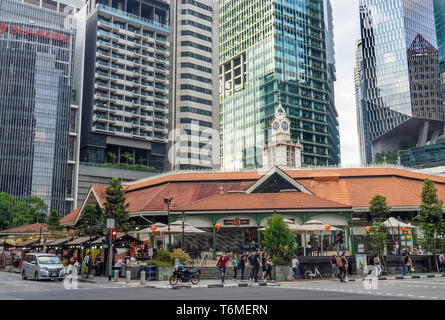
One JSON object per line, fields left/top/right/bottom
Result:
{"left": 61, "top": 166, "right": 445, "bottom": 256}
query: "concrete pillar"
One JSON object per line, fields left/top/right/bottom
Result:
{"left": 417, "top": 120, "right": 429, "bottom": 146}
{"left": 140, "top": 271, "right": 145, "bottom": 285}
{"left": 114, "top": 269, "right": 119, "bottom": 282}
{"left": 431, "top": 129, "right": 440, "bottom": 144}
{"left": 126, "top": 270, "right": 131, "bottom": 284}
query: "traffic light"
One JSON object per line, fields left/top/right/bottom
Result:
{"left": 333, "top": 230, "right": 339, "bottom": 244}
{"left": 338, "top": 231, "right": 344, "bottom": 244}
{"left": 111, "top": 229, "right": 118, "bottom": 238}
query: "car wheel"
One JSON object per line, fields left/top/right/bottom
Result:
{"left": 34, "top": 272, "right": 39, "bottom": 281}
{"left": 22, "top": 270, "right": 27, "bottom": 280}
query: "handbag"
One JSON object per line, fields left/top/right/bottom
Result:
{"left": 410, "top": 266, "right": 415, "bottom": 272}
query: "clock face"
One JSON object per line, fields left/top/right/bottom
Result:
{"left": 282, "top": 121, "right": 289, "bottom": 131}
{"left": 273, "top": 122, "right": 279, "bottom": 131}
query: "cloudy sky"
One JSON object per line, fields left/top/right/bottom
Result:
{"left": 331, "top": 0, "right": 361, "bottom": 165}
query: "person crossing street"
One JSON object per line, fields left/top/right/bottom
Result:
{"left": 216, "top": 252, "right": 230, "bottom": 284}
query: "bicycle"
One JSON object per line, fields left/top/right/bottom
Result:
{"left": 302, "top": 265, "right": 323, "bottom": 280}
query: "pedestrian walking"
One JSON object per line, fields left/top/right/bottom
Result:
{"left": 239, "top": 254, "right": 247, "bottom": 282}
{"left": 265, "top": 254, "right": 273, "bottom": 282}
{"left": 291, "top": 255, "right": 299, "bottom": 282}
{"left": 231, "top": 253, "right": 238, "bottom": 281}
{"left": 373, "top": 254, "right": 382, "bottom": 277}
{"left": 439, "top": 252, "right": 445, "bottom": 273}
{"left": 249, "top": 250, "right": 260, "bottom": 282}
{"left": 336, "top": 254, "right": 346, "bottom": 282}
{"left": 406, "top": 253, "right": 413, "bottom": 274}
{"left": 330, "top": 254, "right": 338, "bottom": 279}
{"left": 216, "top": 252, "right": 230, "bottom": 284}
{"left": 341, "top": 252, "right": 349, "bottom": 281}
{"left": 368, "top": 255, "right": 374, "bottom": 275}
{"left": 402, "top": 252, "right": 408, "bottom": 276}
{"left": 261, "top": 252, "right": 267, "bottom": 281}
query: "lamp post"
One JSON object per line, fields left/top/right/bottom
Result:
{"left": 164, "top": 197, "right": 173, "bottom": 251}
{"left": 181, "top": 211, "right": 185, "bottom": 251}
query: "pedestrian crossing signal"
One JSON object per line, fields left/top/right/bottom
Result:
{"left": 112, "top": 230, "right": 118, "bottom": 238}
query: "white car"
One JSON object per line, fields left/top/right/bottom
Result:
{"left": 21, "top": 253, "right": 65, "bottom": 281}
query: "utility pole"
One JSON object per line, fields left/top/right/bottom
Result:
{"left": 106, "top": 218, "right": 114, "bottom": 281}
{"left": 164, "top": 197, "right": 173, "bottom": 250}
{"left": 181, "top": 211, "right": 185, "bottom": 251}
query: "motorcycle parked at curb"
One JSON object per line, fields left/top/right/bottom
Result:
{"left": 169, "top": 264, "right": 201, "bottom": 285}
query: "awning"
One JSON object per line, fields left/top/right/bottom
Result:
{"left": 46, "top": 237, "right": 73, "bottom": 246}
{"left": 66, "top": 236, "right": 95, "bottom": 245}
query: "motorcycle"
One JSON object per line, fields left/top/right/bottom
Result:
{"left": 169, "top": 264, "right": 201, "bottom": 285}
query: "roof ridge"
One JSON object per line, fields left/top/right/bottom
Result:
{"left": 141, "top": 183, "right": 170, "bottom": 210}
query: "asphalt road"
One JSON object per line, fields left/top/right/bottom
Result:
{"left": 1, "top": 271, "right": 445, "bottom": 300}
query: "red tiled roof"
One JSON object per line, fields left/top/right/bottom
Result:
{"left": 173, "top": 192, "right": 351, "bottom": 212}
{"left": 0, "top": 223, "right": 48, "bottom": 234}
{"left": 60, "top": 207, "right": 81, "bottom": 224}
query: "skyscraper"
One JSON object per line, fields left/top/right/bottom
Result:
{"left": 358, "top": 0, "right": 444, "bottom": 164}
{"left": 0, "top": 0, "right": 86, "bottom": 215}
{"left": 433, "top": 0, "right": 445, "bottom": 113}
{"left": 168, "top": 0, "right": 219, "bottom": 171}
{"left": 81, "top": 0, "right": 170, "bottom": 172}
{"left": 219, "top": 0, "right": 340, "bottom": 171}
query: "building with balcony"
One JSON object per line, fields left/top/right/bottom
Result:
{"left": 81, "top": 0, "right": 170, "bottom": 172}
{"left": 219, "top": 0, "right": 340, "bottom": 171}
{"left": 0, "top": 0, "right": 86, "bottom": 216}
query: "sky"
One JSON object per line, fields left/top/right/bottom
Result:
{"left": 331, "top": 0, "right": 361, "bottom": 166}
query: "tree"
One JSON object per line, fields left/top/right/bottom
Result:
{"left": 418, "top": 179, "right": 444, "bottom": 254}
{"left": 103, "top": 178, "right": 132, "bottom": 231}
{"left": 47, "top": 210, "right": 63, "bottom": 234}
{"left": 369, "top": 222, "right": 389, "bottom": 258}
{"left": 76, "top": 204, "right": 105, "bottom": 237}
{"left": 262, "top": 214, "right": 296, "bottom": 265}
{"left": 12, "top": 196, "right": 48, "bottom": 227}
{"left": 0, "top": 192, "right": 16, "bottom": 230}
{"left": 107, "top": 151, "right": 117, "bottom": 165}
{"left": 120, "top": 152, "right": 134, "bottom": 165}
{"left": 369, "top": 195, "right": 391, "bottom": 221}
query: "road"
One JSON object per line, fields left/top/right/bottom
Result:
{"left": 1, "top": 272, "right": 445, "bottom": 300}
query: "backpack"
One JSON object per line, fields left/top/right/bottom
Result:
{"left": 336, "top": 257, "right": 343, "bottom": 268}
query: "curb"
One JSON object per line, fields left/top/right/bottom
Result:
{"left": 143, "top": 282, "right": 280, "bottom": 290}
{"left": 352, "top": 274, "right": 445, "bottom": 281}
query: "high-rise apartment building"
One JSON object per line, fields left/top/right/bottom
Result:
{"left": 168, "top": 0, "right": 219, "bottom": 171}
{"left": 81, "top": 0, "right": 170, "bottom": 172}
{"left": 0, "top": 0, "right": 86, "bottom": 215}
{"left": 358, "top": 0, "right": 444, "bottom": 164}
{"left": 219, "top": 0, "right": 340, "bottom": 171}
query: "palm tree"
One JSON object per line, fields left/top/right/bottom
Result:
{"left": 121, "top": 152, "right": 134, "bottom": 165}
{"left": 107, "top": 151, "right": 117, "bottom": 164}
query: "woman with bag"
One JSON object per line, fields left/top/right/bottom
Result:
{"left": 238, "top": 254, "right": 247, "bottom": 282}
{"left": 373, "top": 254, "right": 382, "bottom": 277}
{"left": 406, "top": 253, "right": 413, "bottom": 274}
{"left": 231, "top": 253, "right": 238, "bottom": 281}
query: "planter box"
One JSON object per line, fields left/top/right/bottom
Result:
{"left": 156, "top": 266, "right": 174, "bottom": 281}
{"left": 272, "top": 265, "right": 294, "bottom": 281}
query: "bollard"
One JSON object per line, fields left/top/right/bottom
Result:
{"left": 114, "top": 269, "right": 119, "bottom": 283}
{"left": 140, "top": 271, "right": 146, "bottom": 285}
{"left": 126, "top": 270, "right": 131, "bottom": 284}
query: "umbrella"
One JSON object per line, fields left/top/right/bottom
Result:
{"left": 136, "top": 222, "right": 168, "bottom": 235}
{"left": 157, "top": 222, "right": 207, "bottom": 234}
{"left": 384, "top": 217, "right": 416, "bottom": 253}
{"left": 293, "top": 221, "right": 340, "bottom": 256}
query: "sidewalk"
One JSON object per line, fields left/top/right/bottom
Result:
{"left": 79, "top": 276, "right": 280, "bottom": 289}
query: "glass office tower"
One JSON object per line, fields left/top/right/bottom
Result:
{"left": 0, "top": 0, "right": 83, "bottom": 215}
{"left": 433, "top": 0, "right": 445, "bottom": 114}
{"left": 219, "top": 0, "right": 340, "bottom": 170}
{"left": 358, "top": 0, "right": 444, "bottom": 164}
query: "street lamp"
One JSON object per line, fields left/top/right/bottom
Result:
{"left": 164, "top": 197, "right": 173, "bottom": 251}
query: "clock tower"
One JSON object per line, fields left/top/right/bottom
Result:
{"left": 263, "top": 100, "right": 302, "bottom": 168}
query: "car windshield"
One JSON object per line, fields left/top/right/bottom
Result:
{"left": 38, "top": 256, "right": 61, "bottom": 265}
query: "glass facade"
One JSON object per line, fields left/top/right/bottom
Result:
{"left": 433, "top": 0, "right": 445, "bottom": 114}
{"left": 358, "top": 0, "right": 444, "bottom": 164}
{"left": 219, "top": 0, "right": 340, "bottom": 170}
{"left": 400, "top": 142, "right": 445, "bottom": 168}
{"left": 0, "top": 0, "right": 77, "bottom": 214}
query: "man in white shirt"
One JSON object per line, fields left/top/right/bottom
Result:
{"left": 291, "top": 256, "right": 299, "bottom": 282}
